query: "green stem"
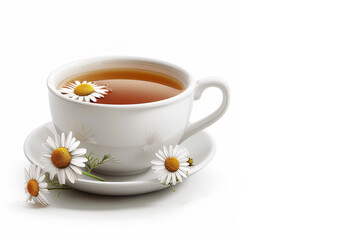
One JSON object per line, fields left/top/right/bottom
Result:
{"left": 47, "top": 187, "right": 72, "bottom": 190}
{"left": 82, "top": 171, "right": 105, "bottom": 181}
{"left": 169, "top": 183, "right": 175, "bottom": 192}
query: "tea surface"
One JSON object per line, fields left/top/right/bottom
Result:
{"left": 60, "top": 69, "right": 185, "bottom": 104}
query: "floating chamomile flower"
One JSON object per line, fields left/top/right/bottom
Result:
{"left": 59, "top": 81, "right": 109, "bottom": 102}
{"left": 41, "top": 131, "right": 87, "bottom": 184}
{"left": 151, "top": 145, "right": 190, "bottom": 186}
{"left": 25, "top": 164, "right": 49, "bottom": 206}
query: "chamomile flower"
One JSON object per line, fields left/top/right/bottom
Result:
{"left": 25, "top": 164, "right": 49, "bottom": 206}
{"left": 41, "top": 131, "right": 87, "bottom": 184}
{"left": 59, "top": 81, "right": 109, "bottom": 102}
{"left": 151, "top": 145, "right": 190, "bottom": 185}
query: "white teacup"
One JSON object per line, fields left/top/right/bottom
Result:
{"left": 47, "top": 57, "right": 229, "bottom": 175}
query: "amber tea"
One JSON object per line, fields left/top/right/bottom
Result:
{"left": 59, "top": 68, "right": 185, "bottom": 104}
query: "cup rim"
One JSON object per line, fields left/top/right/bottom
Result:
{"left": 47, "top": 56, "right": 195, "bottom": 108}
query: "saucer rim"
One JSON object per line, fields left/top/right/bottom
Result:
{"left": 24, "top": 122, "right": 216, "bottom": 186}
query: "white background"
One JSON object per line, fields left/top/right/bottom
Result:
{"left": 1, "top": 0, "right": 362, "bottom": 239}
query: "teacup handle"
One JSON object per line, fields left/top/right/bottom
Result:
{"left": 179, "top": 77, "right": 230, "bottom": 143}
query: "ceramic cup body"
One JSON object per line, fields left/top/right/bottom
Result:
{"left": 47, "top": 57, "right": 229, "bottom": 175}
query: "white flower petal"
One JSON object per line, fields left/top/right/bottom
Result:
{"left": 171, "top": 173, "right": 177, "bottom": 185}
{"left": 91, "top": 92, "right": 101, "bottom": 98}
{"left": 159, "top": 172, "right": 168, "bottom": 183}
{"left": 71, "top": 157, "right": 87, "bottom": 163}
{"left": 152, "top": 165, "right": 165, "bottom": 170}
{"left": 180, "top": 162, "right": 189, "bottom": 166}
{"left": 158, "top": 150, "right": 167, "bottom": 160}
{"left": 24, "top": 168, "right": 30, "bottom": 182}
{"left": 42, "top": 143, "right": 53, "bottom": 153}
{"left": 157, "top": 171, "right": 165, "bottom": 181}
{"left": 154, "top": 168, "right": 165, "bottom": 173}
{"left": 70, "top": 159, "right": 86, "bottom": 168}
{"left": 69, "top": 165, "right": 83, "bottom": 175}
{"left": 37, "top": 174, "right": 45, "bottom": 182}
{"left": 89, "top": 96, "right": 97, "bottom": 102}
{"left": 151, "top": 160, "right": 164, "bottom": 165}
{"left": 59, "top": 88, "right": 73, "bottom": 93}
{"left": 75, "top": 81, "right": 81, "bottom": 85}
{"left": 165, "top": 173, "right": 172, "bottom": 185}
{"left": 35, "top": 196, "right": 46, "bottom": 206}
{"left": 32, "top": 196, "right": 41, "bottom": 205}
{"left": 175, "top": 171, "right": 183, "bottom": 182}
{"left": 58, "top": 169, "right": 65, "bottom": 184}
{"left": 64, "top": 93, "right": 74, "bottom": 98}
{"left": 68, "top": 141, "right": 80, "bottom": 152}
{"left": 71, "top": 148, "right": 86, "bottom": 156}
{"left": 37, "top": 192, "right": 49, "bottom": 206}
{"left": 95, "top": 84, "right": 107, "bottom": 89}
{"left": 38, "top": 182, "right": 47, "bottom": 188}
{"left": 48, "top": 167, "right": 57, "bottom": 179}
{"left": 173, "top": 145, "right": 179, "bottom": 157}
{"left": 65, "top": 131, "right": 73, "bottom": 148}
{"left": 163, "top": 146, "right": 169, "bottom": 158}
{"left": 40, "top": 188, "right": 49, "bottom": 193}
{"left": 46, "top": 137, "right": 57, "bottom": 150}
{"left": 68, "top": 137, "right": 76, "bottom": 150}
{"left": 177, "top": 169, "right": 187, "bottom": 178}
{"left": 65, "top": 168, "right": 76, "bottom": 183}
{"left": 96, "top": 89, "right": 108, "bottom": 93}
{"left": 155, "top": 152, "right": 165, "bottom": 161}
{"left": 169, "top": 145, "right": 173, "bottom": 157}
{"left": 94, "top": 91, "right": 106, "bottom": 96}
{"left": 176, "top": 151, "right": 188, "bottom": 160}
{"left": 25, "top": 193, "right": 32, "bottom": 202}
{"left": 179, "top": 157, "right": 189, "bottom": 163}
{"left": 179, "top": 166, "right": 190, "bottom": 172}
{"left": 60, "top": 133, "right": 65, "bottom": 147}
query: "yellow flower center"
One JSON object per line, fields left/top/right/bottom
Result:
{"left": 51, "top": 147, "right": 72, "bottom": 168}
{"left": 73, "top": 84, "right": 95, "bottom": 96}
{"left": 27, "top": 179, "right": 39, "bottom": 196}
{"left": 164, "top": 157, "right": 180, "bottom": 172}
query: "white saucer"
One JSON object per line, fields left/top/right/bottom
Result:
{"left": 24, "top": 122, "right": 216, "bottom": 195}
